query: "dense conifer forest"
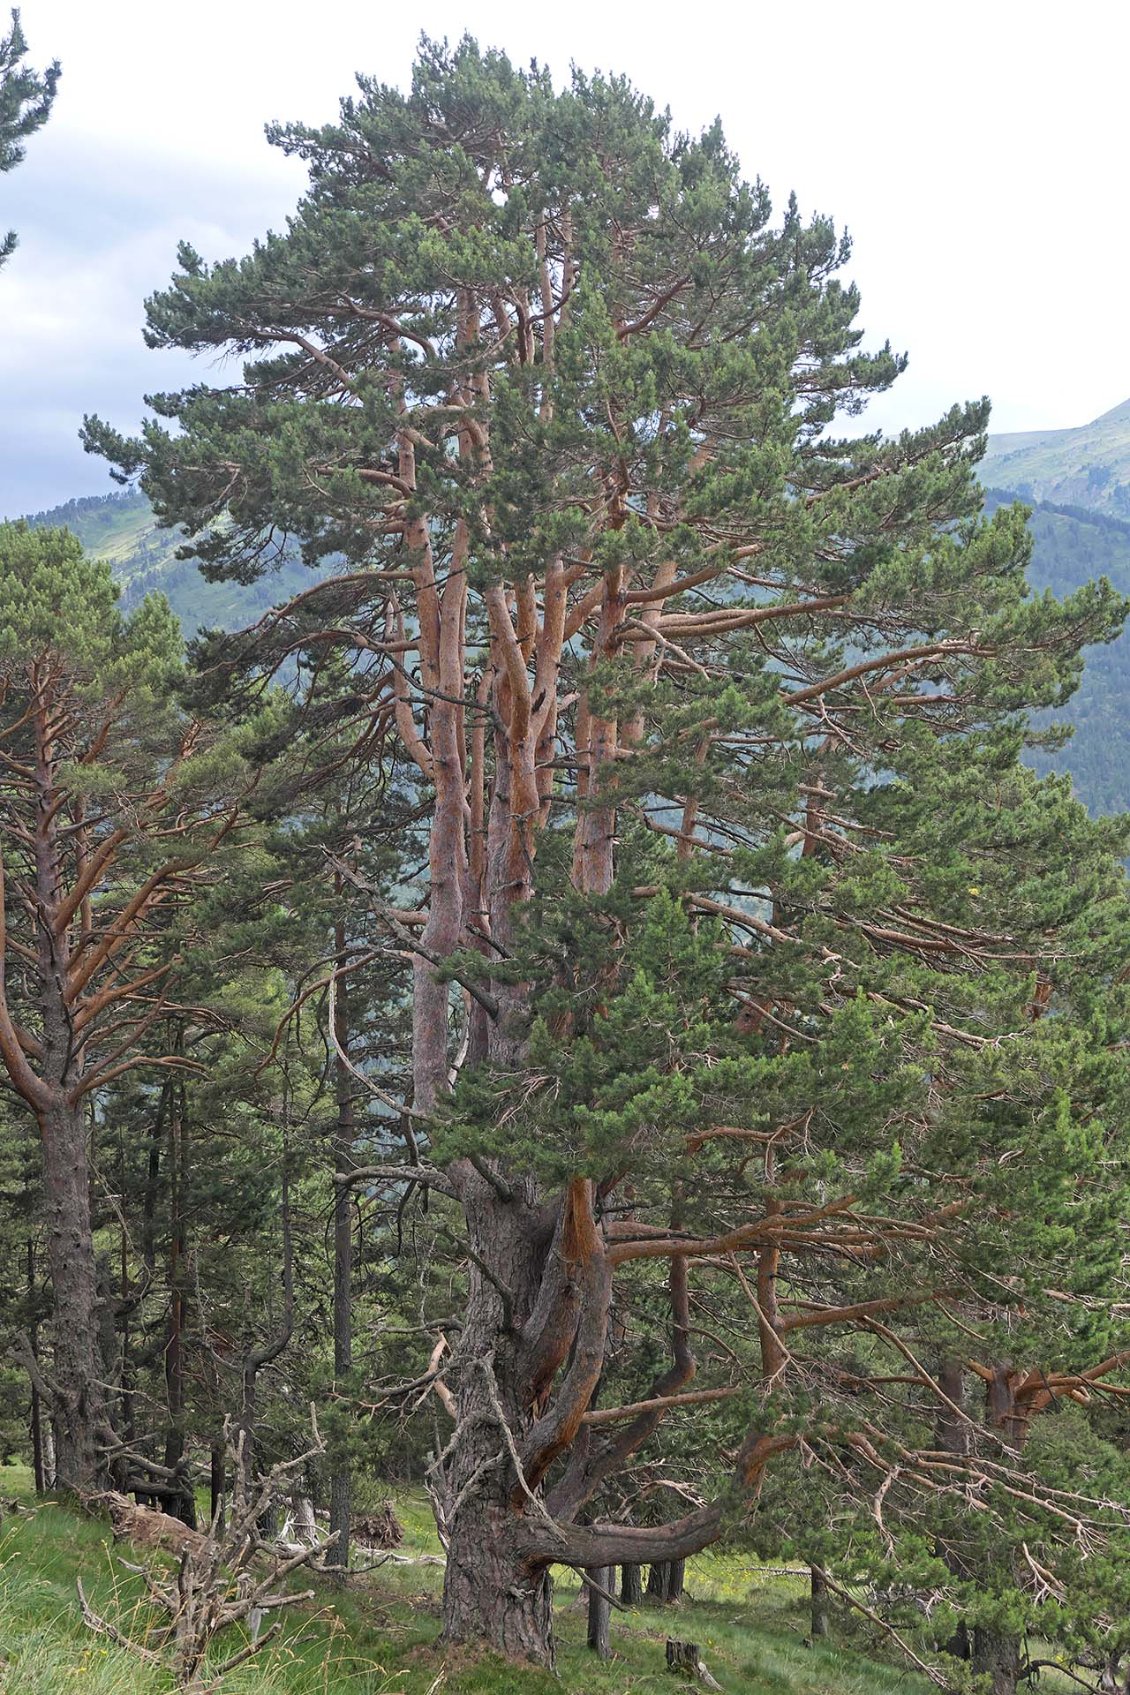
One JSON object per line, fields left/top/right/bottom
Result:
{"left": 4, "top": 23, "right": 1130, "bottom": 1695}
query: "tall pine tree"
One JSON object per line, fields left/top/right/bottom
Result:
{"left": 87, "top": 40, "right": 1130, "bottom": 1664}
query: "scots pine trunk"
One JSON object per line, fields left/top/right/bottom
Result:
{"left": 39, "top": 1096, "right": 104, "bottom": 1488}
{"left": 972, "top": 1627, "right": 1021, "bottom": 1695}
{"left": 34, "top": 727, "right": 106, "bottom": 1490}
{"left": 438, "top": 1181, "right": 557, "bottom": 1662}
{"left": 586, "top": 1566, "right": 613, "bottom": 1659}
{"left": 648, "top": 1562, "right": 671, "bottom": 1603}
{"left": 327, "top": 913, "right": 355, "bottom": 1575}
{"left": 164, "top": 1077, "right": 195, "bottom": 1527}
{"left": 810, "top": 1568, "right": 830, "bottom": 1639}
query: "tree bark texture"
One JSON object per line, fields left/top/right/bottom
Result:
{"left": 810, "top": 1566, "right": 830, "bottom": 1639}
{"left": 972, "top": 1626, "right": 1021, "bottom": 1695}
{"left": 40, "top": 1098, "right": 104, "bottom": 1488}
{"left": 586, "top": 1566, "right": 613, "bottom": 1659}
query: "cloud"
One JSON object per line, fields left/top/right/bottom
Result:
{"left": 0, "top": 129, "right": 303, "bottom": 516}
{"left": 4, "top": 0, "right": 1129, "bottom": 516}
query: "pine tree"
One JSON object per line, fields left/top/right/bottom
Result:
{"left": 0, "top": 8, "right": 59, "bottom": 267}
{"left": 0, "top": 524, "right": 250, "bottom": 1487}
{"left": 87, "top": 39, "right": 1130, "bottom": 1664}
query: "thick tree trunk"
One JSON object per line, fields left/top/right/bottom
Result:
{"left": 647, "top": 1560, "right": 671, "bottom": 1602}
{"left": 40, "top": 1097, "right": 105, "bottom": 1489}
{"left": 442, "top": 1502, "right": 555, "bottom": 1663}
{"left": 972, "top": 1625, "right": 1021, "bottom": 1695}
{"left": 439, "top": 1178, "right": 558, "bottom": 1666}
{"left": 620, "top": 1562, "right": 643, "bottom": 1605}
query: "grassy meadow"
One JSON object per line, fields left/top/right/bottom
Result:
{"left": 0, "top": 1461, "right": 937, "bottom": 1695}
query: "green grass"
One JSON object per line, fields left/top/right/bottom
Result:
{"left": 0, "top": 1461, "right": 936, "bottom": 1695}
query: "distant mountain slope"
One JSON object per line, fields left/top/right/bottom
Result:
{"left": 983, "top": 491, "right": 1130, "bottom": 815}
{"left": 24, "top": 490, "right": 313, "bottom": 634}
{"left": 21, "top": 486, "right": 1130, "bottom": 816}
{"left": 980, "top": 398, "right": 1130, "bottom": 516}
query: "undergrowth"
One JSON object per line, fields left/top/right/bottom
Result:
{"left": 0, "top": 1460, "right": 941, "bottom": 1694}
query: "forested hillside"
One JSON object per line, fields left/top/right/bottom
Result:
{"left": 25, "top": 489, "right": 314, "bottom": 632}
{"left": 983, "top": 489, "right": 1130, "bottom": 812}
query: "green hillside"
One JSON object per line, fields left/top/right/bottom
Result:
{"left": 0, "top": 1463, "right": 931, "bottom": 1695}
{"left": 24, "top": 490, "right": 314, "bottom": 635}
{"left": 981, "top": 397, "right": 1130, "bottom": 516}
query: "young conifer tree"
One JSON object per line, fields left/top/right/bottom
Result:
{"left": 0, "top": 524, "right": 247, "bottom": 1488}
{"left": 87, "top": 40, "right": 1130, "bottom": 1664}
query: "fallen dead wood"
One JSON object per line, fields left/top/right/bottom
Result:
{"left": 80, "top": 1490, "right": 209, "bottom": 1559}
{"left": 353, "top": 1504, "right": 404, "bottom": 1549}
{"left": 352, "top": 1549, "right": 445, "bottom": 1569}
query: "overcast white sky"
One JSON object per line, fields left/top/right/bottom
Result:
{"left": 2, "top": 0, "right": 1127, "bottom": 517}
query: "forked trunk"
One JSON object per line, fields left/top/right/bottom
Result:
{"left": 39, "top": 1097, "right": 105, "bottom": 1489}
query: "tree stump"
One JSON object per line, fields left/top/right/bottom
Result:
{"left": 353, "top": 1503, "right": 404, "bottom": 1549}
{"left": 666, "top": 1638, "right": 723, "bottom": 1689}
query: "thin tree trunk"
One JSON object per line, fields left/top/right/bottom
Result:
{"left": 240, "top": 1148, "right": 294, "bottom": 1494}
{"left": 209, "top": 1437, "right": 225, "bottom": 1529}
{"left": 164, "top": 1077, "right": 195, "bottom": 1527}
{"left": 810, "top": 1566, "right": 830, "bottom": 1638}
{"left": 39, "top": 1097, "right": 105, "bottom": 1489}
{"left": 30, "top": 1377, "right": 44, "bottom": 1491}
{"left": 586, "top": 1566, "right": 613, "bottom": 1659}
{"left": 327, "top": 911, "right": 354, "bottom": 1576}
{"left": 27, "top": 1236, "right": 45, "bottom": 1492}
